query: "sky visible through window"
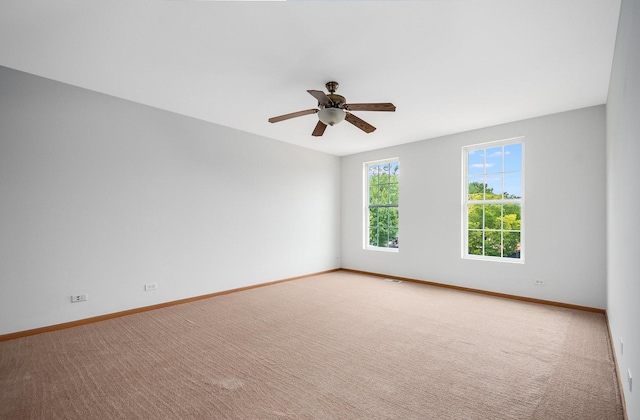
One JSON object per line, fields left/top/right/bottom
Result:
{"left": 468, "top": 143, "right": 522, "bottom": 199}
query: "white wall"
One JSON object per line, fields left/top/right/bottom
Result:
{"left": 342, "top": 106, "right": 607, "bottom": 309}
{"left": 607, "top": 0, "right": 640, "bottom": 417}
{"left": 0, "top": 66, "right": 341, "bottom": 335}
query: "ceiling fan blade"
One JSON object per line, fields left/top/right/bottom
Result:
{"left": 312, "top": 121, "right": 327, "bottom": 137}
{"left": 307, "top": 90, "right": 333, "bottom": 106}
{"left": 345, "top": 103, "right": 396, "bottom": 112}
{"left": 268, "top": 108, "right": 318, "bottom": 123}
{"left": 345, "top": 112, "right": 376, "bottom": 133}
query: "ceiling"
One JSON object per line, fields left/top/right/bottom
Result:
{"left": 0, "top": 0, "right": 621, "bottom": 156}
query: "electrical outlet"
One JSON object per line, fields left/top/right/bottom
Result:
{"left": 71, "top": 294, "right": 87, "bottom": 303}
{"left": 534, "top": 279, "right": 545, "bottom": 286}
{"left": 628, "top": 369, "right": 632, "bottom": 392}
{"left": 620, "top": 338, "right": 624, "bottom": 355}
{"left": 144, "top": 283, "right": 158, "bottom": 291}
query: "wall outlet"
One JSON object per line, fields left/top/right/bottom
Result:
{"left": 628, "top": 369, "right": 632, "bottom": 392}
{"left": 71, "top": 294, "right": 87, "bottom": 303}
{"left": 534, "top": 279, "right": 545, "bottom": 286}
{"left": 144, "top": 283, "right": 158, "bottom": 291}
{"left": 620, "top": 338, "right": 624, "bottom": 355}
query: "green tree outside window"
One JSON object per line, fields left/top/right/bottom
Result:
{"left": 366, "top": 160, "right": 399, "bottom": 249}
{"left": 465, "top": 141, "right": 523, "bottom": 260}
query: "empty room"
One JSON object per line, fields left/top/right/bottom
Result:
{"left": 1, "top": 0, "right": 638, "bottom": 419}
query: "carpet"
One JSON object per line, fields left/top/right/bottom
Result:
{"left": 0, "top": 271, "right": 624, "bottom": 419}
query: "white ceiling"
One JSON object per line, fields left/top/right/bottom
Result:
{"left": 0, "top": 0, "right": 621, "bottom": 156}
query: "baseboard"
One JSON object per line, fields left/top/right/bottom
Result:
{"left": 0, "top": 268, "right": 341, "bottom": 342}
{"left": 604, "top": 312, "right": 629, "bottom": 420}
{"left": 1, "top": 267, "right": 606, "bottom": 342}
{"left": 340, "top": 268, "right": 606, "bottom": 314}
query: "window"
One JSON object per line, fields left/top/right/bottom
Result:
{"left": 365, "top": 159, "right": 399, "bottom": 251}
{"left": 463, "top": 138, "right": 523, "bottom": 261}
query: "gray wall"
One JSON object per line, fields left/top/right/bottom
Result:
{"left": 342, "top": 106, "right": 607, "bottom": 309}
{"left": 0, "top": 67, "right": 341, "bottom": 335}
{"left": 607, "top": 0, "right": 640, "bottom": 417}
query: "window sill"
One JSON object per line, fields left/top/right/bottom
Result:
{"left": 463, "top": 254, "right": 524, "bottom": 264}
{"left": 365, "top": 247, "right": 399, "bottom": 253}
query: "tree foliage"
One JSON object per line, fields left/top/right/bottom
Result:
{"left": 467, "top": 182, "right": 521, "bottom": 258}
{"left": 368, "top": 162, "right": 399, "bottom": 248}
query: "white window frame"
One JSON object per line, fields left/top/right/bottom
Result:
{"left": 462, "top": 137, "right": 524, "bottom": 263}
{"left": 364, "top": 158, "right": 399, "bottom": 253}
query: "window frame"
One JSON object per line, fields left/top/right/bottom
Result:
{"left": 462, "top": 137, "right": 524, "bottom": 263}
{"left": 364, "top": 158, "right": 399, "bottom": 253}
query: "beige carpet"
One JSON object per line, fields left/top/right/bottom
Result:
{"left": 0, "top": 271, "right": 624, "bottom": 419}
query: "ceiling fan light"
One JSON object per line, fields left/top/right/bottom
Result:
{"left": 318, "top": 107, "right": 346, "bottom": 126}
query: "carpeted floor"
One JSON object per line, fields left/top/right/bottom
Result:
{"left": 0, "top": 271, "right": 625, "bottom": 419}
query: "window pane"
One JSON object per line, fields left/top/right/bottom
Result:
{"left": 377, "top": 229, "right": 389, "bottom": 248}
{"left": 389, "top": 228, "right": 399, "bottom": 248}
{"left": 502, "top": 203, "right": 521, "bottom": 231}
{"left": 389, "top": 183, "right": 399, "bottom": 204}
{"left": 504, "top": 172, "right": 522, "bottom": 199}
{"left": 468, "top": 204, "right": 484, "bottom": 229}
{"left": 369, "top": 207, "right": 378, "bottom": 228}
{"left": 380, "top": 163, "right": 391, "bottom": 183}
{"left": 468, "top": 150, "right": 485, "bottom": 175}
{"left": 468, "top": 176, "right": 485, "bottom": 200}
{"left": 388, "top": 207, "right": 399, "bottom": 227}
{"left": 377, "top": 207, "right": 388, "bottom": 228}
{"left": 485, "top": 146, "right": 503, "bottom": 174}
{"left": 369, "top": 186, "right": 378, "bottom": 204}
{"left": 503, "top": 232, "right": 521, "bottom": 258}
{"left": 504, "top": 143, "right": 522, "bottom": 172}
{"left": 468, "top": 231, "right": 483, "bottom": 255}
{"left": 390, "top": 161, "right": 399, "bottom": 179}
{"left": 485, "top": 231, "right": 502, "bottom": 256}
{"left": 369, "top": 228, "right": 379, "bottom": 247}
{"left": 379, "top": 184, "right": 389, "bottom": 204}
{"left": 369, "top": 165, "right": 379, "bottom": 186}
{"left": 485, "top": 174, "right": 503, "bottom": 200}
{"left": 485, "top": 204, "right": 502, "bottom": 230}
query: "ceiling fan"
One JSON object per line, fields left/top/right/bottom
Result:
{"left": 268, "top": 81, "right": 396, "bottom": 137}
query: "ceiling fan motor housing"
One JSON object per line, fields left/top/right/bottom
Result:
{"left": 324, "top": 81, "right": 346, "bottom": 108}
{"left": 326, "top": 94, "right": 346, "bottom": 108}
